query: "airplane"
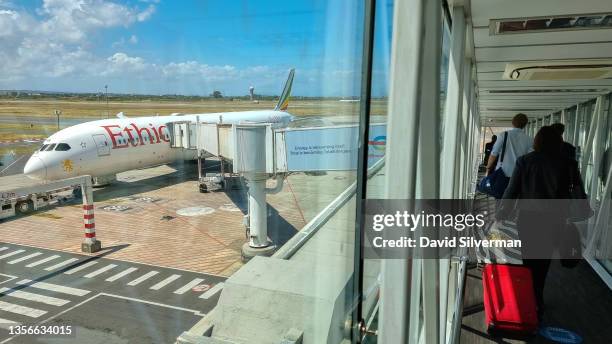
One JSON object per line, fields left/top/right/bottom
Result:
{"left": 23, "top": 69, "right": 295, "bottom": 183}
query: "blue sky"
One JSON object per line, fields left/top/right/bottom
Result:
{"left": 0, "top": 0, "right": 392, "bottom": 97}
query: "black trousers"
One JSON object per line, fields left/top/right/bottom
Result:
{"left": 517, "top": 210, "right": 562, "bottom": 311}
{"left": 522, "top": 258, "right": 551, "bottom": 310}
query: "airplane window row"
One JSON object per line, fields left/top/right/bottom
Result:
{"left": 38, "top": 143, "right": 71, "bottom": 151}
{"left": 114, "top": 135, "right": 169, "bottom": 145}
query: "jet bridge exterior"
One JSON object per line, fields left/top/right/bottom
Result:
{"left": 167, "top": 120, "right": 386, "bottom": 259}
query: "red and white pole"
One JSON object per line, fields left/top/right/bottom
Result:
{"left": 81, "top": 177, "right": 101, "bottom": 253}
{"left": 83, "top": 204, "right": 96, "bottom": 243}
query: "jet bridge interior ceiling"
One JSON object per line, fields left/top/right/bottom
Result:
{"left": 467, "top": 0, "right": 612, "bottom": 126}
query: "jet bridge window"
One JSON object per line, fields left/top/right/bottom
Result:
{"left": 45, "top": 144, "right": 56, "bottom": 151}
{"left": 55, "top": 143, "right": 71, "bottom": 151}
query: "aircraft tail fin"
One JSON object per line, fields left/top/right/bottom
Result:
{"left": 116, "top": 112, "right": 126, "bottom": 119}
{"left": 274, "top": 68, "right": 295, "bottom": 111}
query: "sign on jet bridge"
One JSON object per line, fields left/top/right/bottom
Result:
{"left": 281, "top": 124, "right": 386, "bottom": 172}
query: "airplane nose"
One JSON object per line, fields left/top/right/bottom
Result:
{"left": 24, "top": 156, "right": 47, "bottom": 180}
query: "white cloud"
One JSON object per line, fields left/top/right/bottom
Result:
{"left": 36, "top": 0, "right": 155, "bottom": 43}
{"left": 0, "top": 1, "right": 359, "bottom": 96}
{"left": 136, "top": 4, "right": 155, "bottom": 22}
{"left": 0, "top": 0, "right": 156, "bottom": 83}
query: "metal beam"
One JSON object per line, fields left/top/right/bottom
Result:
{"left": 440, "top": 5, "right": 466, "bottom": 199}
{"left": 379, "top": 0, "right": 441, "bottom": 342}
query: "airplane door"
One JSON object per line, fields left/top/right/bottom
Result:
{"left": 92, "top": 134, "right": 111, "bottom": 156}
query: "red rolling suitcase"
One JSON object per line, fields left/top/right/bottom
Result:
{"left": 482, "top": 264, "right": 539, "bottom": 335}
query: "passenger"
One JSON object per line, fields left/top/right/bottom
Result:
{"left": 486, "top": 114, "right": 532, "bottom": 177}
{"left": 483, "top": 135, "right": 497, "bottom": 166}
{"left": 551, "top": 122, "right": 577, "bottom": 161}
{"left": 484, "top": 114, "right": 532, "bottom": 198}
{"left": 496, "top": 125, "right": 583, "bottom": 319}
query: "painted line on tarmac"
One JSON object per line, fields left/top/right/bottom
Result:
{"left": 105, "top": 267, "right": 138, "bottom": 282}
{"left": 44, "top": 258, "right": 80, "bottom": 271}
{"left": 174, "top": 278, "right": 204, "bottom": 295}
{"left": 0, "top": 300, "right": 46, "bottom": 318}
{"left": 0, "top": 287, "right": 70, "bottom": 307}
{"left": 16, "top": 279, "right": 90, "bottom": 297}
{"left": 199, "top": 282, "right": 224, "bottom": 299}
{"left": 0, "top": 318, "right": 20, "bottom": 330}
{"left": 0, "top": 250, "right": 25, "bottom": 260}
{"left": 83, "top": 264, "right": 117, "bottom": 278}
{"left": 127, "top": 271, "right": 159, "bottom": 286}
{"left": 64, "top": 261, "right": 97, "bottom": 275}
{"left": 149, "top": 274, "right": 181, "bottom": 290}
{"left": 8, "top": 252, "right": 43, "bottom": 265}
{"left": 25, "top": 255, "right": 60, "bottom": 268}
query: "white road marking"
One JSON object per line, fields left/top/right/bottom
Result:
{"left": 0, "top": 155, "right": 24, "bottom": 175}
{"left": 83, "top": 264, "right": 117, "bottom": 278}
{"left": 174, "top": 278, "right": 204, "bottom": 295}
{"left": 106, "top": 267, "right": 138, "bottom": 282}
{"left": 7, "top": 252, "right": 43, "bottom": 264}
{"left": 64, "top": 261, "right": 97, "bottom": 275}
{"left": 0, "top": 287, "right": 70, "bottom": 306}
{"left": 149, "top": 274, "right": 181, "bottom": 290}
{"left": 0, "top": 318, "right": 20, "bottom": 330}
{"left": 44, "top": 258, "right": 79, "bottom": 271}
{"left": 100, "top": 293, "right": 206, "bottom": 316}
{"left": 0, "top": 250, "right": 25, "bottom": 260}
{"left": 16, "top": 279, "right": 90, "bottom": 297}
{"left": 25, "top": 255, "right": 60, "bottom": 267}
{"left": 199, "top": 282, "right": 225, "bottom": 299}
{"left": 0, "top": 300, "right": 46, "bottom": 318}
{"left": 0, "top": 241, "right": 227, "bottom": 278}
{"left": 127, "top": 271, "right": 159, "bottom": 286}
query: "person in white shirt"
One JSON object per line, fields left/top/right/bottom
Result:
{"left": 486, "top": 113, "right": 532, "bottom": 177}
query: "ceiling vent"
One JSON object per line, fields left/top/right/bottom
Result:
{"left": 503, "top": 60, "right": 612, "bottom": 80}
{"left": 491, "top": 13, "right": 612, "bottom": 35}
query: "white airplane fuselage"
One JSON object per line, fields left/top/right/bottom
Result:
{"left": 24, "top": 110, "right": 293, "bottom": 181}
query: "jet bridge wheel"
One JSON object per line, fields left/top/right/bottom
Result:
{"left": 16, "top": 200, "right": 33, "bottom": 214}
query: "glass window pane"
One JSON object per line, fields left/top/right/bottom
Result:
{"left": 55, "top": 143, "right": 71, "bottom": 151}
{"left": 0, "top": 1, "right": 368, "bottom": 342}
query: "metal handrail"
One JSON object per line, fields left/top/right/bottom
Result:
{"left": 273, "top": 157, "right": 385, "bottom": 259}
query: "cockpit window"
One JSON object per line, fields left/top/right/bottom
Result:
{"left": 39, "top": 144, "right": 49, "bottom": 151}
{"left": 45, "top": 144, "right": 56, "bottom": 151}
{"left": 55, "top": 143, "right": 71, "bottom": 151}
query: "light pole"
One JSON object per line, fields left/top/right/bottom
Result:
{"left": 54, "top": 109, "right": 61, "bottom": 130}
{"left": 104, "top": 85, "right": 109, "bottom": 119}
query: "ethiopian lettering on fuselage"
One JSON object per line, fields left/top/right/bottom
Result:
{"left": 101, "top": 123, "right": 170, "bottom": 149}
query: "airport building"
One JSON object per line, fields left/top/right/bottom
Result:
{"left": 0, "top": 0, "right": 611, "bottom": 343}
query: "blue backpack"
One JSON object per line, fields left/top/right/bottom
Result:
{"left": 478, "top": 132, "right": 510, "bottom": 199}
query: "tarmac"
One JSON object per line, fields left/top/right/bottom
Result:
{"left": 0, "top": 161, "right": 355, "bottom": 342}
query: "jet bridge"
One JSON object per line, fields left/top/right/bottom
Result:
{"left": 167, "top": 119, "right": 386, "bottom": 259}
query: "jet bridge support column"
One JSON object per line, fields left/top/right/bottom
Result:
{"left": 246, "top": 173, "right": 269, "bottom": 247}
{"left": 235, "top": 124, "right": 278, "bottom": 261}
{"left": 80, "top": 177, "right": 101, "bottom": 253}
{"left": 242, "top": 173, "right": 276, "bottom": 261}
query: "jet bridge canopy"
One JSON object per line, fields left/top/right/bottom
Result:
{"left": 167, "top": 121, "right": 387, "bottom": 174}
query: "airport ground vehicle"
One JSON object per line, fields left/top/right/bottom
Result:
{"left": 0, "top": 176, "right": 86, "bottom": 220}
